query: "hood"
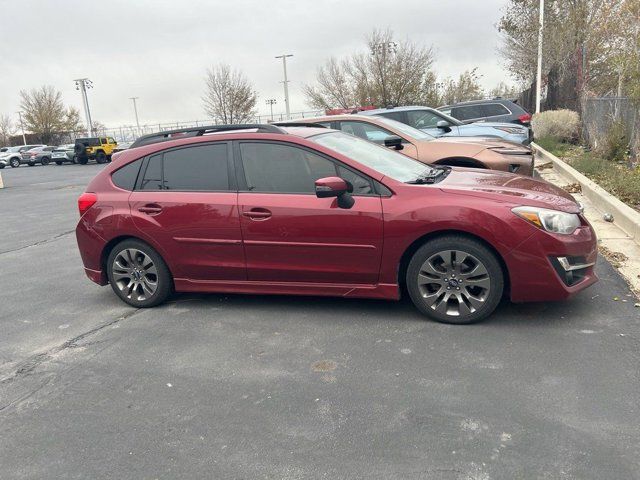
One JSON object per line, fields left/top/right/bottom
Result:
{"left": 437, "top": 167, "right": 580, "bottom": 213}
{"left": 463, "top": 121, "right": 528, "bottom": 131}
{"left": 430, "top": 136, "right": 530, "bottom": 151}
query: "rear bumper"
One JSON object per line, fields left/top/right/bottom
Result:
{"left": 506, "top": 223, "right": 598, "bottom": 302}
{"left": 76, "top": 217, "right": 109, "bottom": 286}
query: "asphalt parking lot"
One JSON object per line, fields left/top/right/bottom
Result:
{"left": 1, "top": 164, "right": 639, "bottom": 479}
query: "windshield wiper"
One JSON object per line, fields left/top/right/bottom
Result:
{"left": 406, "top": 166, "right": 451, "bottom": 184}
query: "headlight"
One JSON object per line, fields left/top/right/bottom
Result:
{"left": 512, "top": 206, "right": 581, "bottom": 234}
{"left": 495, "top": 126, "right": 525, "bottom": 134}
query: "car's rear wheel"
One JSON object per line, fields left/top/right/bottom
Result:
{"left": 77, "top": 156, "right": 88, "bottom": 165}
{"left": 0, "top": 164, "right": 4, "bottom": 169}
{"left": 10, "top": 158, "right": 20, "bottom": 168}
{"left": 41, "top": 157, "right": 50, "bottom": 166}
{"left": 406, "top": 235, "right": 503, "bottom": 324}
{"left": 96, "top": 151, "right": 107, "bottom": 164}
{"left": 107, "top": 239, "right": 172, "bottom": 308}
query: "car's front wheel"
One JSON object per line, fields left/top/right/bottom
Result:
{"left": 41, "top": 157, "right": 50, "bottom": 166}
{"left": 10, "top": 158, "right": 20, "bottom": 168}
{"left": 107, "top": 239, "right": 173, "bottom": 308}
{"left": 406, "top": 235, "right": 504, "bottom": 324}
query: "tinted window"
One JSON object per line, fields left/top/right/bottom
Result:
{"left": 240, "top": 143, "right": 337, "bottom": 193}
{"left": 378, "top": 111, "right": 404, "bottom": 122}
{"left": 139, "top": 145, "right": 229, "bottom": 191}
{"left": 112, "top": 158, "right": 142, "bottom": 190}
{"left": 450, "top": 105, "right": 485, "bottom": 121}
{"left": 163, "top": 144, "right": 229, "bottom": 191}
{"left": 482, "top": 103, "right": 511, "bottom": 117}
{"left": 141, "top": 155, "right": 163, "bottom": 190}
{"left": 337, "top": 165, "right": 372, "bottom": 195}
{"left": 406, "top": 110, "right": 443, "bottom": 128}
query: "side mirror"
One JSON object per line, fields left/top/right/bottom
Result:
{"left": 436, "top": 120, "right": 451, "bottom": 131}
{"left": 384, "top": 135, "right": 404, "bottom": 150}
{"left": 315, "top": 177, "right": 355, "bottom": 209}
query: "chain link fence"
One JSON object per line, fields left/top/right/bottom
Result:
{"left": 581, "top": 97, "right": 639, "bottom": 160}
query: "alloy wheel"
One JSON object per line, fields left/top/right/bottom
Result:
{"left": 111, "top": 248, "right": 159, "bottom": 302}
{"left": 417, "top": 249, "right": 491, "bottom": 317}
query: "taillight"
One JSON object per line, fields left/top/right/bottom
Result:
{"left": 518, "top": 113, "right": 532, "bottom": 124}
{"left": 78, "top": 192, "right": 97, "bottom": 217}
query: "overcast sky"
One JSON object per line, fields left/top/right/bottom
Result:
{"left": 0, "top": 0, "right": 512, "bottom": 129}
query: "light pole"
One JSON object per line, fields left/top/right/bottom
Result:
{"left": 74, "top": 78, "right": 94, "bottom": 136}
{"left": 535, "top": 0, "right": 544, "bottom": 114}
{"left": 16, "top": 111, "right": 26, "bottom": 145}
{"left": 265, "top": 99, "right": 277, "bottom": 121}
{"left": 130, "top": 97, "right": 141, "bottom": 135}
{"left": 275, "top": 54, "right": 293, "bottom": 119}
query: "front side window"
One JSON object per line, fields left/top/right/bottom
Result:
{"left": 239, "top": 142, "right": 374, "bottom": 195}
{"left": 338, "top": 121, "right": 395, "bottom": 145}
{"left": 406, "top": 110, "right": 444, "bottom": 129}
{"left": 139, "top": 144, "right": 229, "bottom": 191}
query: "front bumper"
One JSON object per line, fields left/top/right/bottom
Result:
{"left": 505, "top": 222, "right": 598, "bottom": 302}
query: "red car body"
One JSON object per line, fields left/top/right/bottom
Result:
{"left": 76, "top": 127, "right": 597, "bottom": 310}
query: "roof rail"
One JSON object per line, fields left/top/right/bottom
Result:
{"left": 271, "top": 122, "right": 327, "bottom": 128}
{"left": 130, "top": 124, "right": 286, "bottom": 148}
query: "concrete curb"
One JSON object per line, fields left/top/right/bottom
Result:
{"left": 533, "top": 142, "right": 640, "bottom": 242}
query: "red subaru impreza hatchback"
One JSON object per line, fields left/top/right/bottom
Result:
{"left": 76, "top": 124, "right": 597, "bottom": 324}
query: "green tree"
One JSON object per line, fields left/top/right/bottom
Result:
{"left": 19, "top": 86, "right": 79, "bottom": 143}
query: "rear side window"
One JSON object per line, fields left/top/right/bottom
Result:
{"left": 378, "top": 111, "right": 404, "bottom": 122}
{"left": 451, "top": 105, "right": 484, "bottom": 121}
{"left": 139, "top": 144, "right": 230, "bottom": 191}
{"left": 112, "top": 158, "right": 143, "bottom": 191}
{"left": 482, "top": 103, "right": 511, "bottom": 117}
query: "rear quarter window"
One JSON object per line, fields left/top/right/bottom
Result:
{"left": 111, "top": 159, "right": 142, "bottom": 191}
{"left": 482, "top": 103, "right": 511, "bottom": 117}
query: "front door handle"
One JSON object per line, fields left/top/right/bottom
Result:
{"left": 138, "top": 204, "right": 163, "bottom": 215}
{"left": 242, "top": 208, "right": 272, "bottom": 220}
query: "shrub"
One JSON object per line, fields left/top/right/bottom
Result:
{"left": 532, "top": 109, "right": 580, "bottom": 142}
{"left": 598, "top": 120, "right": 629, "bottom": 162}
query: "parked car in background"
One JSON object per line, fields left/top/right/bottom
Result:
{"left": 438, "top": 99, "right": 533, "bottom": 141}
{"left": 76, "top": 123, "right": 596, "bottom": 324}
{"left": 20, "top": 146, "right": 56, "bottom": 166}
{"left": 292, "top": 114, "right": 534, "bottom": 175}
{"left": 52, "top": 144, "right": 77, "bottom": 164}
{"left": 74, "top": 137, "right": 118, "bottom": 164}
{"left": 361, "top": 106, "right": 531, "bottom": 145}
{"left": 0, "top": 145, "right": 45, "bottom": 168}
{"left": 113, "top": 141, "right": 133, "bottom": 154}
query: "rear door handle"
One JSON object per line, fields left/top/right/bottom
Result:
{"left": 242, "top": 208, "right": 272, "bottom": 220}
{"left": 138, "top": 204, "right": 163, "bottom": 215}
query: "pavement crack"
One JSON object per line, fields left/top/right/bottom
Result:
{"left": 0, "top": 308, "right": 141, "bottom": 388}
{"left": 0, "top": 230, "right": 75, "bottom": 255}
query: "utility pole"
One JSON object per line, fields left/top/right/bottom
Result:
{"left": 130, "top": 97, "right": 141, "bottom": 135}
{"left": 535, "top": 0, "right": 544, "bottom": 114}
{"left": 265, "top": 99, "right": 277, "bottom": 121}
{"left": 74, "top": 78, "right": 94, "bottom": 136}
{"left": 16, "top": 111, "right": 26, "bottom": 145}
{"left": 275, "top": 54, "right": 293, "bottom": 119}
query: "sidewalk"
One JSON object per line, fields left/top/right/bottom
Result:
{"left": 534, "top": 148, "right": 640, "bottom": 297}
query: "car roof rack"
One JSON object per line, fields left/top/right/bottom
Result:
{"left": 130, "top": 124, "right": 286, "bottom": 148}
{"left": 271, "top": 122, "right": 327, "bottom": 128}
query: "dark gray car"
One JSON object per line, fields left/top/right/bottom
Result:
{"left": 438, "top": 99, "right": 532, "bottom": 140}
{"left": 19, "top": 146, "right": 56, "bottom": 166}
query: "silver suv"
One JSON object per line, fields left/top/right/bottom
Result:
{"left": 0, "top": 145, "right": 45, "bottom": 168}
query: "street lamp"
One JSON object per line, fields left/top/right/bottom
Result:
{"left": 74, "top": 78, "right": 94, "bottom": 136}
{"left": 265, "top": 99, "right": 277, "bottom": 121}
{"left": 275, "top": 54, "right": 293, "bottom": 119}
{"left": 535, "top": 0, "right": 544, "bottom": 113}
{"left": 130, "top": 97, "right": 141, "bottom": 135}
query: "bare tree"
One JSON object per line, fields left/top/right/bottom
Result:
{"left": 203, "top": 64, "right": 258, "bottom": 124}
{"left": 304, "top": 28, "right": 437, "bottom": 109}
{"left": 19, "top": 86, "right": 81, "bottom": 143}
{"left": 0, "top": 115, "right": 17, "bottom": 145}
{"left": 439, "top": 68, "right": 485, "bottom": 105}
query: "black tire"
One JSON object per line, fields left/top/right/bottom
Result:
{"left": 10, "top": 158, "right": 20, "bottom": 168}
{"left": 55, "top": 161, "right": 63, "bottom": 165}
{"left": 41, "top": 157, "right": 50, "bottom": 166}
{"left": 0, "top": 165, "right": 4, "bottom": 169}
{"left": 78, "top": 156, "right": 88, "bottom": 165}
{"left": 96, "top": 151, "right": 107, "bottom": 164}
{"left": 106, "top": 239, "right": 173, "bottom": 308}
{"left": 406, "top": 235, "right": 504, "bottom": 324}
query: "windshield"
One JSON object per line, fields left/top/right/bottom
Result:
{"left": 375, "top": 116, "right": 434, "bottom": 140}
{"left": 7, "top": 146, "right": 22, "bottom": 153}
{"left": 311, "top": 131, "right": 433, "bottom": 183}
